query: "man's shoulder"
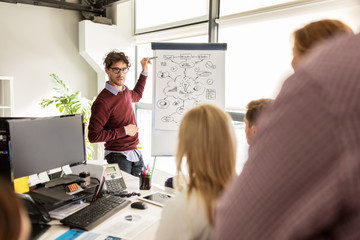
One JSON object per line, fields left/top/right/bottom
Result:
{"left": 92, "top": 89, "right": 112, "bottom": 105}
{"left": 96, "top": 88, "right": 115, "bottom": 99}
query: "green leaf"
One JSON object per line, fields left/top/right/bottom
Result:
{"left": 40, "top": 73, "right": 94, "bottom": 160}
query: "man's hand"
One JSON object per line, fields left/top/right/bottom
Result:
{"left": 125, "top": 124, "right": 139, "bottom": 136}
{"left": 140, "top": 57, "right": 151, "bottom": 73}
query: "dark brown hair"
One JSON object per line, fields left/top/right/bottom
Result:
{"left": 103, "top": 50, "right": 132, "bottom": 69}
{"left": 245, "top": 98, "right": 273, "bottom": 127}
{"left": 0, "top": 180, "right": 28, "bottom": 240}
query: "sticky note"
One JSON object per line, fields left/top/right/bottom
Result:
{"left": 28, "top": 174, "right": 41, "bottom": 186}
{"left": 48, "top": 167, "right": 61, "bottom": 175}
{"left": 13, "top": 176, "right": 29, "bottom": 193}
{"left": 38, "top": 172, "right": 50, "bottom": 183}
{"left": 62, "top": 164, "right": 72, "bottom": 175}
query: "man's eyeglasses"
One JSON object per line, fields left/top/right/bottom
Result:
{"left": 109, "top": 67, "right": 129, "bottom": 74}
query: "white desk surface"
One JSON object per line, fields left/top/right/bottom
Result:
{"left": 38, "top": 171, "right": 163, "bottom": 240}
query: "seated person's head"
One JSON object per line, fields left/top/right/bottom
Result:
{"left": 245, "top": 98, "right": 273, "bottom": 145}
{"left": 0, "top": 180, "right": 31, "bottom": 240}
{"left": 176, "top": 104, "right": 237, "bottom": 223}
{"left": 291, "top": 19, "right": 353, "bottom": 70}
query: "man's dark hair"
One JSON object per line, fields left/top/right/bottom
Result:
{"left": 245, "top": 98, "right": 273, "bottom": 127}
{"left": 103, "top": 50, "right": 132, "bottom": 69}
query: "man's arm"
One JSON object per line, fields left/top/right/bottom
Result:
{"left": 87, "top": 98, "right": 127, "bottom": 143}
{"left": 132, "top": 57, "right": 151, "bottom": 102}
{"left": 131, "top": 73, "right": 147, "bottom": 102}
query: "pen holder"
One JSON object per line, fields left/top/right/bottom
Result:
{"left": 139, "top": 174, "right": 151, "bottom": 190}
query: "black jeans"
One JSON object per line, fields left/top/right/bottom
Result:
{"left": 105, "top": 152, "right": 145, "bottom": 177}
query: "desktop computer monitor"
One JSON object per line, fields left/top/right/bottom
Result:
{"left": 7, "top": 114, "right": 86, "bottom": 179}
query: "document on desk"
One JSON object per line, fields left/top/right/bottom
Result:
{"left": 49, "top": 202, "right": 89, "bottom": 220}
{"left": 93, "top": 210, "right": 159, "bottom": 240}
{"left": 37, "top": 226, "right": 121, "bottom": 240}
{"left": 55, "top": 229, "right": 122, "bottom": 240}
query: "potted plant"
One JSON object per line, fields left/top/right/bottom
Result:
{"left": 40, "top": 73, "right": 95, "bottom": 160}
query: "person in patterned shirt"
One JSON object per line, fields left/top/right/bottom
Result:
{"left": 215, "top": 32, "right": 360, "bottom": 240}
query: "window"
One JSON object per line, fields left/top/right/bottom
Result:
{"left": 220, "top": 0, "right": 303, "bottom": 16}
{"left": 219, "top": 0, "right": 360, "bottom": 110}
{"left": 219, "top": 17, "right": 294, "bottom": 109}
{"left": 136, "top": 108, "right": 152, "bottom": 166}
{"left": 135, "top": 0, "right": 209, "bottom": 34}
{"left": 232, "top": 121, "right": 249, "bottom": 174}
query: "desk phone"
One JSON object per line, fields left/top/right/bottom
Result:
{"left": 103, "top": 164, "right": 126, "bottom": 193}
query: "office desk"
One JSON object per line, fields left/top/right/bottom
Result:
{"left": 38, "top": 171, "right": 163, "bottom": 240}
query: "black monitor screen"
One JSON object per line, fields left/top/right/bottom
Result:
{"left": 7, "top": 115, "right": 86, "bottom": 179}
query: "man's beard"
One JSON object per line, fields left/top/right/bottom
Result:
{"left": 111, "top": 77, "right": 123, "bottom": 86}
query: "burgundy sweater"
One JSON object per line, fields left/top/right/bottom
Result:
{"left": 88, "top": 74, "right": 147, "bottom": 151}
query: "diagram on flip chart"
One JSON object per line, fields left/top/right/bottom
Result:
{"left": 151, "top": 43, "right": 226, "bottom": 156}
{"left": 154, "top": 50, "right": 225, "bottom": 131}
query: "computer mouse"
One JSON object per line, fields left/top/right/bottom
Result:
{"left": 131, "top": 201, "right": 148, "bottom": 210}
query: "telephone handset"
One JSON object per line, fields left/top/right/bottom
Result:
{"left": 18, "top": 193, "right": 51, "bottom": 224}
{"left": 102, "top": 164, "right": 127, "bottom": 193}
{"left": 18, "top": 193, "right": 51, "bottom": 239}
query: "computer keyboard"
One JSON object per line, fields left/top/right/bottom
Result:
{"left": 60, "top": 195, "right": 131, "bottom": 230}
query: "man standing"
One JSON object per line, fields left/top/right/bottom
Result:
{"left": 88, "top": 50, "right": 151, "bottom": 176}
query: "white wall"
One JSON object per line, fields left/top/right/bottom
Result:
{"left": 79, "top": 0, "right": 134, "bottom": 93}
{"left": 0, "top": 2, "right": 97, "bottom": 117}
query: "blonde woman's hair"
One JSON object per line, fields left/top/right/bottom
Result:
{"left": 293, "top": 19, "right": 353, "bottom": 57}
{"left": 176, "top": 104, "right": 237, "bottom": 224}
